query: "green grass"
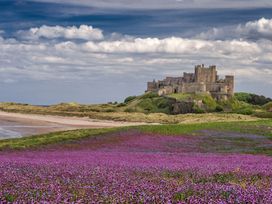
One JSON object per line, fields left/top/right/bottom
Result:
{"left": 0, "top": 127, "right": 124, "bottom": 150}
{"left": 0, "top": 120, "right": 272, "bottom": 156}
{"left": 138, "top": 120, "right": 272, "bottom": 137}
{"left": 0, "top": 120, "right": 271, "bottom": 153}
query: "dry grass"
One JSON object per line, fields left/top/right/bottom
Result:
{"left": 0, "top": 102, "right": 260, "bottom": 124}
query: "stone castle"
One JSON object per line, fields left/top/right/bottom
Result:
{"left": 147, "top": 65, "right": 234, "bottom": 100}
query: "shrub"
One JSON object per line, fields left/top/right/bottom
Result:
{"left": 234, "top": 93, "right": 251, "bottom": 102}
{"left": 138, "top": 98, "right": 155, "bottom": 112}
{"left": 124, "top": 108, "right": 135, "bottom": 113}
{"left": 105, "top": 108, "right": 115, "bottom": 112}
{"left": 235, "top": 92, "right": 272, "bottom": 106}
{"left": 155, "top": 98, "right": 170, "bottom": 109}
{"left": 140, "top": 92, "right": 158, "bottom": 99}
{"left": 263, "top": 102, "right": 272, "bottom": 111}
{"left": 254, "top": 111, "right": 272, "bottom": 118}
{"left": 202, "top": 95, "right": 217, "bottom": 111}
{"left": 116, "top": 103, "right": 126, "bottom": 107}
{"left": 193, "top": 105, "right": 205, "bottom": 114}
{"left": 234, "top": 107, "right": 254, "bottom": 115}
{"left": 215, "top": 105, "right": 224, "bottom": 112}
{"left": 124, "top": 96, "right": 137, "bottom": 103}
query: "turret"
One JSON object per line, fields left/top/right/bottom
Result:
{"left": 225, "top": 75, "right": 234, "bottom": 95}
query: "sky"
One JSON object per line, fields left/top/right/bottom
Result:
{"left": 0, "top": 0, "right": 272, "bottom": 104}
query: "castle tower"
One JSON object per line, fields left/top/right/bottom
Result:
{"left": 147, "top": 79, "right": 157, "bottom": 92}
{"left": 225, "top": 75, "right": 234, "bottom": 96}
{"left": 194, "top": 65, "right": 217, "bottom": 83}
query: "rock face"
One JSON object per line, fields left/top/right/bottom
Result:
{"left": 172, "top": 101, "right": 194, "bottom": 114}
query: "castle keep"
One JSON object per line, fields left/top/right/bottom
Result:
{"left": 147, "top": 65, "right": 234, "bottom": 100}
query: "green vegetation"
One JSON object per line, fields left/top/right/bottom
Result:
{"left": 169, "top": 93, "right": 217, "bottom": 112}
{"left": 254, "top": 111, "right": 272, "bottom": 119}
{"left": 168, "top": 92, "right": 260, "bottom": 115}
{"left": 0, "top": 92, "right": 271, "bottom": 123}
{"left": 138, "top": 120, "right": 272, "bottom": 136}
{"left": 124, "top": 96, "right": 137, "bottom": 103}
{"left": 0, "top": 120, "right": 271, "bottom": 154}
{"left": 263, "top": 102, "right": 272, "bottom": 111}
{"left": 235, "top": 92, "right": 272, "bottom": 106}
{"left": 0, "top": 101, "right": 260, "bottom": 123}
{"left": 0, "top": 128, "right": 122, "bottom": 150}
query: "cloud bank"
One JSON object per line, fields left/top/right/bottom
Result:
{"left": 0, "top": 18, "right": 272, "bottom": 102}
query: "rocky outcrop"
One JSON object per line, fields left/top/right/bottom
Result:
{"left": 172, "top": 101, "right": 194, "bottom": 114}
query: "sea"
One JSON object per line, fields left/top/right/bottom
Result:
{"left": 0, "top": 123, "right": 23, "bottom": 140}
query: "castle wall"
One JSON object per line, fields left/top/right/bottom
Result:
{"left": 147, "top": 65, "right": 234, "bottom": 100}
{"left": 181, "top": 83, "right": 207, "bottom": 93}
{"left": 183, "top": 73, "right": 195, "bottom": 83}
{"left": 158, "top": 86, "right": 174, "bottom": 96}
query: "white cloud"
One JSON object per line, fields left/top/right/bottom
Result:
{"left": 0, "top": 22, "right": 271, "bottom": 98}
{"left": 81, "top": 37, "right": 259, "bottom": 56}
{"left": 237, "top": 18, "right": 272, "bottom": 40}
{"left": 18, "top": 25, "right": 104, "bottom": 41}
{"left": 197, "top": 18, "right": 272, "bottom": 41}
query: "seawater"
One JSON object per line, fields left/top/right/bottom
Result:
{"left": 0, "top": 126, "right": 22, "bottom": 140}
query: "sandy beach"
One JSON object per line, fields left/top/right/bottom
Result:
{"left": 0, "top": 111, "right": 148, "bottom": 139}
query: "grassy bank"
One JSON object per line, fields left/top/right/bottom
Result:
{"left": 0, "top": 128, "right": 123, "bottom": 150}
{"left": 139, "top": 120, "right": 272, "bottom": 136}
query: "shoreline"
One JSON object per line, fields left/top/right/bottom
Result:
{"left": 0, "top": 111, "right": 149, "bottom": 138}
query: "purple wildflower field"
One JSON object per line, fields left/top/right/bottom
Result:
{"left": 0, "top": 131, "right": 272, "bottom": 203}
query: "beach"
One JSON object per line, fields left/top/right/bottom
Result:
{"left": 0, "top": 111, "right": 147, "bottom": 139}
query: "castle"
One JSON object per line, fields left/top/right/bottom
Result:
{"left": 147, "top": 65, "right": 234, "bottom": 100}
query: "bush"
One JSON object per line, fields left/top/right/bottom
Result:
{"left": 193, "top": 105, "right": 205, "bottom": 114}
{"left": 116, "top": 103, "right": 126, "bottom": 107}
{"left": 234, "top": 107, "right": 254, "bottom": 115}
{"left": 202, "top": 95, "right": 217, "bottom": 111}
{"left": 235, "top": 92, "right": 272, "bottom": 106}
{"left": 234, "top": 93, "right": 251, "bottom": 103}
{"left": 263, "top": 102, "right": 272, "bottom": 111}
{"left": 124, "top": 108, "right": 135, "bottom": 113}
{"left": 215, "top": 105, "right": 224, "bottom": 112}
{"left": 124, "top": 96, "right": 137, "bottom": 103}
{"left": 254, "top": 111, "right": 272, "bottom": 118}
{"left": 155, "top": 98, "right": 170, "bottom": 109}
{"left": 138, "top": 98, "right": 155, "bottom": 112}
{"left": 105, "top": 108, "right": 115, "bottom": 112}
{"left": 140, "top": 92, "right": 158, "bottom": 99}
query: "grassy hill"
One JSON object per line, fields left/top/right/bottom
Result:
{"left": 0, "top": 92, "right": 271, "bottom": 123}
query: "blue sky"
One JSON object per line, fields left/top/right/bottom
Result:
{"left": 0, "top": 0, "right": 272, "bottom": 104}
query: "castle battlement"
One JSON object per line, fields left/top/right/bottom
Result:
{"left": 147, "top": 65, "right": 234, "bottom": 100}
